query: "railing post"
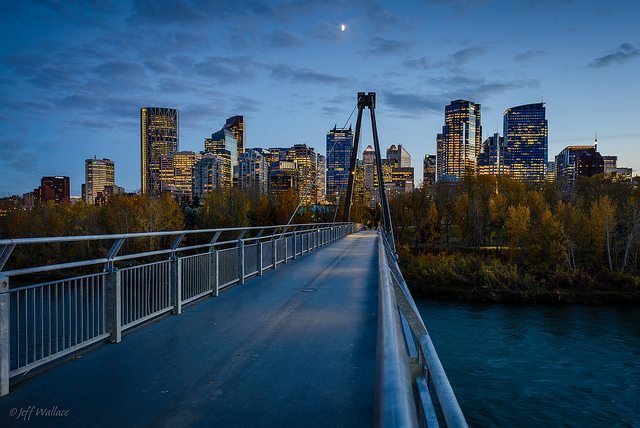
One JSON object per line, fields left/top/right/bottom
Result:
{"left": 283, "top": 235, "right": 288, "bottom": 264}
{"left": 105, "top": 268, "right": 122, "bottom": 343}
{"left": 238, "top": 239, "right": 245, "bottom": 284}
{"left": 293, "top": 232, "right": 298, "bottom": 259}
{"left": 272, "top": 238, "right": 278, "bottom": 269}
{"left": 171, "top": 256, "right": 182, "bottom": 315}
{"left": 257, "top": 241, "right": 263, "bottom": 276}
{"left": 210, "top": 247, "right": 219, "bottom": 297}
{"left": 0, "top": 276, "right": 9, "bottom": 397}
{"left": 214, "top": 250, "right": 220, "bottom": 296}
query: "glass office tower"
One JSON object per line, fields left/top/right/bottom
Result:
{"left": 326, "top": 126, "right": 354, "bottom": 203}
{"left": 503, "top": 103, "right": 548, "bottom": 185}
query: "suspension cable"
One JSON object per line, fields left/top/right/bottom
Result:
{"left": 282, "top": 102, "right": 358, "bottom": 233}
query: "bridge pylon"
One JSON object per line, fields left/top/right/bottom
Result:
{"left": 343, "top": 92, "right": 396, "bottom": 253}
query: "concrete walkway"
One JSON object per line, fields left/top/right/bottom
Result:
{"left": 0, "top": 231, "right": 379, "bottom": 428}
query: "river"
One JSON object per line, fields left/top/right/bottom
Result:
{"left": 416, "top": 300, "right": 640, "bottom": 427}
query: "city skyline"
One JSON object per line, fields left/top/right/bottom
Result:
{"left": 2, "top": 1, "right": 640, "bottom": 195}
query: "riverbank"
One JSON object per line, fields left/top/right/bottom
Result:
{"left": 399, "top": 249, "right": 640, "bottom": 304}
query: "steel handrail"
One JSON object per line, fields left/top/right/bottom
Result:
{"left": 0, "top": 222, "right": 352, "bottom": 277}
{"left": 376, "top": 231, "right": 468, "bottom": 428}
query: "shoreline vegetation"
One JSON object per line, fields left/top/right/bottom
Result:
{"left": 399, "top": 248, "right": 640, "bottom": 304}
{"left": 387, "top": 173, "right": 640, "bottom": 305}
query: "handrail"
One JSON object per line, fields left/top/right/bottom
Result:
{"left": 375, "top": 232, "right": 419, "bottom": 427}
{"left": 376, "top": 231, "right": 468, "bottom": 428}
{"left": 0, "top": 222, "right": 353, "bottom": 277}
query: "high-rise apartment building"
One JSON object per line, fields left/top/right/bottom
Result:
{"left": 503, "top": 103, "right": 547, "bottom": 184}
{"left": 238, "top": 149, "right": 268, "bottom": 194}
{"left": 159, "top": 151, "right": 201, "bottom": 200}
{"left": 436, "top": 99, "right": 482, "bottom": 181}
{"left": 140, "top": 107, "right": 179, "bottom": 194}
{"left": 423, "top": 154, "right": 436, "bottom": 187}
{"left": 84, "top": 158, "right": 115, "bottom": 204}
{"left": 204, "top": 128, "right": 238, "bottom": 191}
{"left": 193, "top": 154, "right": 223, "bottom": 199}
{"left": 269, "top": 160, "right": 297, "bottom": 197}
{"left": 326, "top": 126, "right": 354, "bottom": 203}
{"left": 477, "top": 133, "right": 506, "bottom": 176}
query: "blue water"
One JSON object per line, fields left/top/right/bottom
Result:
{"left": 416, "top": 300, "right": 640, "bottom": 427}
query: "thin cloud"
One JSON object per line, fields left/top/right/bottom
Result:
{"left": 364, "top": 37, "right": 412, "bottom": 56}
{"left": 264, "top": 30, "right": 304, "bottom": 48}
{"left": 589, "top": 43, "right": 640, "bottom": 68}
{"left": 514, "top": 50, "right": 546, "bottom": 61}
{"left": 268, "top": 63, "right": 353, "bottom": 86}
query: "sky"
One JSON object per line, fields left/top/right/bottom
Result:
{"left": 1, "top": 0, "right": 639, "bottom": 196}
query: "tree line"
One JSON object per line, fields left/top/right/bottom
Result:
{"left": 389, "top": 174, "right": 640, "bottom": 276}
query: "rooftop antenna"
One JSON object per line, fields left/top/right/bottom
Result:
{"left": 594, "top": 132, "right": 598, "bottom": 150}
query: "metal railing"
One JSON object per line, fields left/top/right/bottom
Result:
{"left": 0, "top": 222, "right": 355, "bottom": 396}
{"left": 376, "top": 230, "right": 468, "bottom": 428}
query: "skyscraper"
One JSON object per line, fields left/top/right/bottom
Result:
{"left": 224, "top": 116, "right": 245, "bottom": 160}
{"left": 555, "top": 145, "right": 603, "bottom": 192}
{"left": 269, "top": 160, "right": 297, "bottom": 197}
{"left": 477, "top": 133, "right": 506, "bottom": 176}
{"left": 423, "top": 154, "right": 436, "bottom": 187}
{"left": 437, "top": 100, "right": 482, "bottom": 181}
{"left": 326, "top": 126, "right": 354, "bottom": 203}
{"left": 386, "top": 144, "right": 411, "bottom": 168}
{"left": 84, "top": 158, "right": 115, "bottom": 204}
{"left": 204, "top": 128, "right": 238, "bottom": 191}
{"left": 316, "top": 154, "right": 327, "bottom": 204}
{"left": 140, "top": 107, "right": 179, "bottom": 194}
{"left": 159, "top": 151, "right": 201, "bottom": 200}
{"left": 503, "top": 103, "right": 548, "bottom": 184}
{"left": 286, "top": 144, "right": 318, "bottom": 205}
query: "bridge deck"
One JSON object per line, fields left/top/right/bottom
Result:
{"left": 0, "top": 231, "right": 379, "bottom": 428}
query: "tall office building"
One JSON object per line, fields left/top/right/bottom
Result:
{"left": 555, "top": 145, "right": 603, "bottom": 192}
{"left": 437, "top": 100, "right": 482, "bottom": 180}
{"left": 386, "top": 144, "right": 411, "bottom": 168}
{"left": 238, "top": 149, "right": 268, "bottom": 194}
{"left": 193, "top": 154, "right": 223, "bottom": 199}
{"left": 326, "top": 126, "right": 354, "bottom": 203}
{"left": 286, "top": 144, "right": 318, "bottom": 205}
{"left": 204, "top": 128, "right": 238, "bottom": 191}
{"left": 141, "top": 107, "right": 179, "bottom": 194}
{"left": 423, "top": 154, "right": 436, "bottom": 187}
{"left": 316, "top": 154, "right": 327, "bottom": 204}
{"left": 363, "top": 145, "right": 376, "bottom": 209}
{"left": 84, "top": 158, "right": 115, "bottom": 204}
{"left": 477, "top": 133, "right": 506, "bottom": 176}
{"left": 159, "top": 151, "right": 201, "bottom": 200}
{"left": 224, "top": 116, "right": 245, "bottom": 160}
{"left": 36, "top": 176, "right": 70, "bottom": 205}
{"left": 503, "top": 103, "right": 547, "bottom": 184}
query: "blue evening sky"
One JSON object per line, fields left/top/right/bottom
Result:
{"left": 1, "top": 0, "right": 639, "bottom": 196}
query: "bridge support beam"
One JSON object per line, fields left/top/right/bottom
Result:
{"left": 0, "top": 276, "right": 9, "bottom": 397}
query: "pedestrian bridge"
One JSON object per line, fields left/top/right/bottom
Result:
{"left": 0, "top": 224, "right": 466, "bottom": 427}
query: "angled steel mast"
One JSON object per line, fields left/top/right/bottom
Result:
{"left": 343, "top": 92, "right": 396, "bottom": 252}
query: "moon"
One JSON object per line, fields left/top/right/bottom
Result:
{"left": 340, "top": 24, "right": 347, "bottom": 32}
